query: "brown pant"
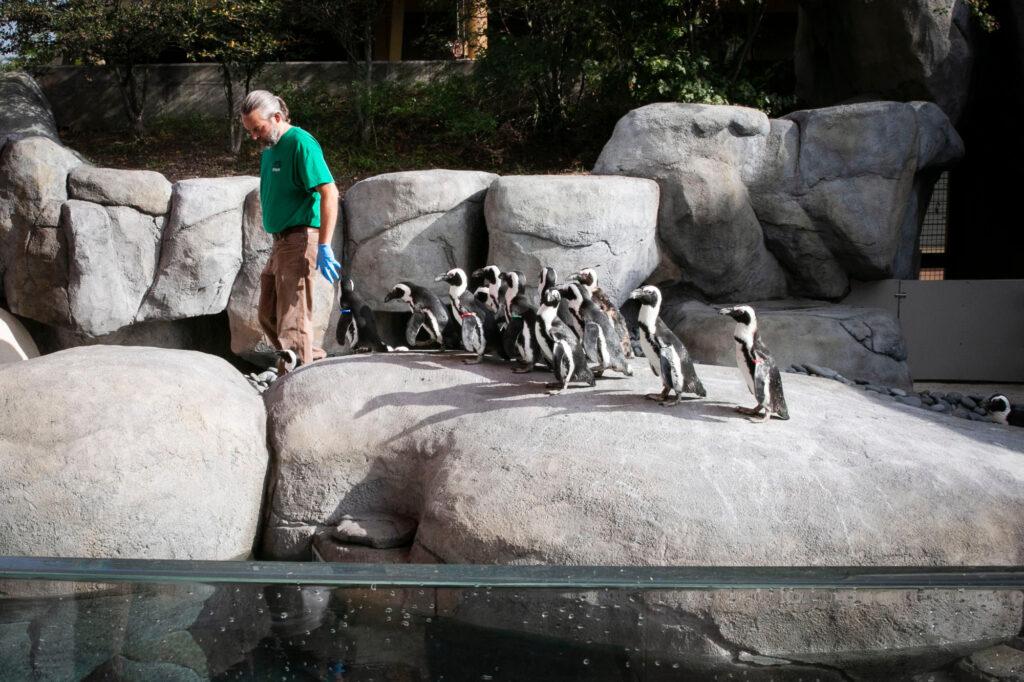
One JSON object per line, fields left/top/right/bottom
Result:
{"left": 258, "top": 226, "right": 326, "bottom": 372}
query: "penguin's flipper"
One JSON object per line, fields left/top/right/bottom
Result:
{"left": 753, "top": 359, "right": 772, "bottom": 417}
{"left": 343, "top": 317, "right": 359, "bottom": 351}
{"left": 553, "top": 339, "right": 574, "bottom": 391}
{"left": 768, "top": 364, "right": 789, "bottom": 420}
{"left": 582, "top": 322, "right": 604, "bottom": 366}
{"left": 405, "top": 310, "right": 428, "bottom": 347}
{"left": 678, "top": 350, "right": 706, "bottom": 398}
{"left": 461, "top": 313, "right": 486, "bottom": 358}
{"left": 574, "top": 342, "right": 597, "bottom": 387}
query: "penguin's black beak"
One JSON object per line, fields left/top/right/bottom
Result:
{"left": 384, "top": 289, "right": 400, "bottom": 303}
{"left": 434, "top": 273, "right": 449, "bottom": 283}
{"left": 628, "top": 288, "right": 644, "bottom": 300}
{"left": 718, "top": 307, "right": 735, "bottom": 317}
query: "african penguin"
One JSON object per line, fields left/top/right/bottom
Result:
{"left": 571, "top": 268, "right": 634, "bottom": 359}
{"left": 276, "top": 348, "right": 302, "bottom": 374}
{"left": 498, "top": 270, "right": 540, "bottom": 373}
{"left": 719, "top": 305, "right": 788, "bottom": 422}
{"left": 470, "top": 265, "right": 502, "bottom": 314}
{"left": 384, "top": 282, "right": 450, "bottom": 350}
{"left": 539, "top": 266, "right": 582, "bottom": 337}
{"left": 985, "top": 394, "right": 1024, "bottom": 427}
{"left": 435, "top": 267, "right": 500, "bottom": 363}
{"left": 537, "top": 287, "right": 595, "bottom": 395}
{"left": 562, "top": 282, "right": 632, "bottom": 377}
{"left": 336, "top": 276, "right": 389, "bottom": 353}
{"left": 628, "top": 285, "right": 706, "bottom": 405}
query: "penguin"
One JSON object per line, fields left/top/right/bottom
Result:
{"left": 537, "top": 287, "right": 595, "bottom": 395}
{"left": 985, "top": 394, "right": 1024, "bottom": 427}
{"left": 384, "top": 282, "right": 450, "bottom": 349}
{"left": 470, "top": 265, "right": 502, "bottom": 314}
{"left": 570, "top": 268, "right": 634, "bottom": 359}
{"left": 562, "top": 282, "right": 632, "bottom": 377}
{"left": 276, "top": 348, "right": 302, "bottom": 374}
{"left": 498, "top": 270, "right": 540, "bottom": 373}
{"left": 628, "top": 285, "right": 706, "bottom": 405}
{"left": 336, "top": 276, "right": 389, "bottom": 353}
{"left": 719, "top": 305, "right": 788, "bottom": 422}
{"left": 539, "top": 266, "right": 581, "bottom": 337}
{"left": 435, "top": 267, "right": 500, "bottom": 364}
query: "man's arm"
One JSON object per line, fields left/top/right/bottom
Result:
{"left": 315, "top": 182, "right": 339, "bottom": 245}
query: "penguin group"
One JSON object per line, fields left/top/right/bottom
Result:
{"left": 336, "top": 264, "right": 791, "bottom": 423}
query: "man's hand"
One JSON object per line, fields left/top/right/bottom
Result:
{"left": 316, "top": 244, "right": 341, "bottom": 284}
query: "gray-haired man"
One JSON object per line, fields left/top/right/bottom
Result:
{"left": 240, "top": 90, "right": 341, "bottom": 372}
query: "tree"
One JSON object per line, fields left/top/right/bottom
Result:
{"left": 2, "top": 0, "right": 185, "bottom": 137}
{"left": 183, "top": 0, "right": 282, "bottom": 154}
{"left": 284, "top": 0, "right": 389, "bottom": 144}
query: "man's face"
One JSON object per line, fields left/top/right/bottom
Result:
{"left": 241, "top": 110, "right": 282, "bottom": 147}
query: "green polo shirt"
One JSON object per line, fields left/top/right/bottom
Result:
{"left": 258, "top": 126, "right": 334, "bottom": 234}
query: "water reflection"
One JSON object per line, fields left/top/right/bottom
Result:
{"left": 0, "top": 581, "right": 1020, "bottom": 680}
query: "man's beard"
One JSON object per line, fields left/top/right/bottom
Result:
{"left": 264, "top": 125, "right": 283, "bottom": 148}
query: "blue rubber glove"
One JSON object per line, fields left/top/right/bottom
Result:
{"left": 316, "top": 243, "right": 341, "bottom": 284}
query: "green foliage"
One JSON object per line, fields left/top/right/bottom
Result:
{"left": 476, "top": 0, "right": 793, "bottom": 144}
{"left": 182, "top": 0, "right": 284, "bottom": 153}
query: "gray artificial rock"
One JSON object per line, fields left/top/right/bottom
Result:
{"left": 593, "top": 101, "right": 962, "bottom": 299}
{"left": 593, "top": 104, "right": 789, "bottom": 301}
{"left": 484, "top": 175, "right": 661, "bottom": 305}
{"left": 344, "top": 170, "right": 497, "bottom": 309}
{"left": 62, "top": 200, "right": 163, "bottom": 336}
{"left": 261, "top": 352, "right": 1024, "bottom": 675}
{"left": 956, "top": 644, "right": 1024, "bottom": 680}
{"left": 897, "top": 396, "right": 923, "bottom": 408}
{"left": 0, "top": 71, "right": 59, "bottom": 144}
{"left": 226, "top": 189, "right": 335, "bottom": 367}
{"left": 329, "top": 513, "right": 417, "bottom": 549}
{"left": 0, "top": 346, "right": 269, "bottom": 597}
{"left": 67, "top": 165, "right": 173, "bottom": 216}
{"left": 662, "top": 298, "right": 912, "bottom": 390}
{"left": 0, "top": 136, "right": 85, "bottom": 325}
{"left": 794, "top": 0, "right": 974, "bottom": 123}
{"left": 138, "top": 176, "right": 259, "bottom": 322}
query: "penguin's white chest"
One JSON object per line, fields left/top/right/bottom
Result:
{"left": 639, "top": 327, "right": 660, "bottom": 375}
{"left": 735, "top": 340, "right": 755, "bottom": 395}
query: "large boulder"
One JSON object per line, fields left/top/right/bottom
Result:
{"left": 344, "top": 170, "right": 496, "bottom": 309}
{"left": 593, "top": 101, "right": 963, "bottom": 301}
{"left": 0, "top": 346, "right": 269, "bottom": 597}
{"left": 63, "top": 200, "right": 163, "bottom": 336}
{"left": 484, "top": 175, "right": 661, "bottom": 304}
{"left": 0, "top": 307, "right": 39, "bottom": 365}
{"left": 138, "top": 177, "right": 259, "bottom": 322}
{"left": 795, "top": 0, "right": 974, "bottom": 123}
{"left": 226, "top": 189, "right": 336, "bottom": 367}
{"left": 661, "top": 298, "right": 912, "bottom": 390}
{"left": 260, "top": 352, "right": 1024, "bottom": 675}
{"left": 0, "top": 136, "right": 85, "bottom": 323}
{"left": 0, "top": 71, "right": 59, "bottom": 144}
{"left": 67, "top": 166, "right": 173, "bottom": 216}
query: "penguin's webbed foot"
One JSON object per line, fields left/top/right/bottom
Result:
{"left": 645, "top": 390, "right": 669, "bottom": 402}
{"left": 462, "top": 355, "right": 483, "bottom": 365}
{"left": 735, "top": 405, "right": 759, "bottom": 415}
{"left": 511, "top": 364, "right": 533, "bottom": 374}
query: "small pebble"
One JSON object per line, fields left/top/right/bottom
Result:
{"left": 921, "top": 395, "right": 936, "bottom": 406}
{"left": 973, "top": 407, "right": 988, "bottom": 416}
{"left": 890, "top": 388, "right": 907, "bottom": 397}
{"left": 946, "top": 391, "right": 963, "bottom": 402}
{"left": 896, "top": 396, "right": 923, "bottom": 408}
{"left": 855, "top": 378, "right": 870, "bottom": 386}
{"left": 930, "top": 403, "right": 949, "bottom": 413}
{"left": 960, "top": 396, "right": 977, "bottom": 410}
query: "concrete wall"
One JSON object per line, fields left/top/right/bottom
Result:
{"left": 32, "top": 60, "right": 472, "bottom": 132}
{"left": 844, "top": 279, "right": 1024, "bottom": 382}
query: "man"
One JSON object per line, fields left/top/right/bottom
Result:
{"left": 240, "top": 90, "right": 341, "bottom": 373}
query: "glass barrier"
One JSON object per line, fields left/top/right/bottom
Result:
{"left": 0, "top": 558, "right": 1022, "bottom": 681}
